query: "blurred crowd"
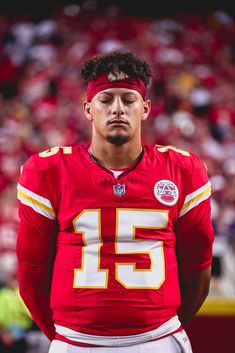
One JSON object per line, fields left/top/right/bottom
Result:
{"left": 0, "top": 2, "right": 235, "bottom": 351}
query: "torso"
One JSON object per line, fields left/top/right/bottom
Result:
{"left": 41, "top": 145, "right": 190, "bottom": 335}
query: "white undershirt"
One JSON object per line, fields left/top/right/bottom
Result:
{"left": 109, "top": 169, "right": 124, "bottom": 178}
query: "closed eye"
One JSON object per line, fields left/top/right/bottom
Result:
{"left": 99, "top": 98, "right": 112, "bottom": 104}
{"left": 123, "top": 99, "right": 135, "bottom": 104}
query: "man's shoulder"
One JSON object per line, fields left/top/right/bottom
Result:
{"left": 22, "top": 145, "right": 88, "bottom": 172}
{"left": 19, "top": 145, "right": 90, "bottom": 187}
{"left": 148, "top": 144, "right": 205, "bottom": 174}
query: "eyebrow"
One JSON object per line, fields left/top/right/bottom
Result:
{"left": 99, "top": 91, "right": 138, "bottom": 97}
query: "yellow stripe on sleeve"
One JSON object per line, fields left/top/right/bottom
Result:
{"left": 17, "top": 184, "right": 56, "bottom": 220}
{"left": 179, "top": 181, "right": 211, "bottom": 217}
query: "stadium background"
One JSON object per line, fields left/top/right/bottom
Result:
{"left": 0, "top": 1, "right": 235, "bottom": 352}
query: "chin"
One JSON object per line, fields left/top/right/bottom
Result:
{"left": 106, "top": 134, "right": 129, "bottom": 146}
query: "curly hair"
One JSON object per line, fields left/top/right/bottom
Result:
{"left": 80, "top": 50, "right": 152, "bottom": 87}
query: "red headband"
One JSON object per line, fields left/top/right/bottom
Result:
{"left": 86, "top": 73, "right": 147, "bottom": 102}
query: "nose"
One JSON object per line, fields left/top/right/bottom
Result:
{"left": 111, "top": 97, "right": 125, "bottom": 116}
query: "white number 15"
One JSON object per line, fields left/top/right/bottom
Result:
{"left": 73, "top": 209, "right": 168, "bottom": 289}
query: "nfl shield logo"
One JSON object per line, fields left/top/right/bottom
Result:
{"left": 113, "top": 184, "right": 125, "bottom": 197}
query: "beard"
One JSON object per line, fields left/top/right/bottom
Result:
{"left": 106, "top": 133, "right": 129, "bottom": 146}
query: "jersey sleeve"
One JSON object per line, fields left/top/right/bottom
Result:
{"left": 175, "top": 154, "right": 214, "bottom": 273}
{"left": 17, "top": 155, "right": 56, "bottom": 224}
{"left": 16, "top": 155, "right": 58, "bottom": 341}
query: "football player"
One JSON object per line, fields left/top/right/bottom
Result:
{"left": 16, "top": 50, "right": 214, "bottom": 353}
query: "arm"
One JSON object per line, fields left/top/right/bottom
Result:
{"left": 175, "top": 153, "right": 214, "bottom": 327}
{"left": 17, "top": 219, "right": 57, "bottom": 341}
{"left": 175, "top": 208, "right": 214, "bottom": 327}
{"left": 16, "top": 156, "right": 58, "bottom": 341}
{"left": 177, "top": 267, "right": 211, "bottom": 327}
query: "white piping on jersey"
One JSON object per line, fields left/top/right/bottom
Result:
{"left": 17, "top": 183, "right": 56, "bottom": 220}
{"left": 179, "top": 181, "right": 211, "bottom": 218}
{"left": 55, "top": 316, "right": 181, "bottom": 347}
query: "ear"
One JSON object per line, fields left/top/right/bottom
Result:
{"left": 84, "top": 102, "right": 93, "bottom": 121}
{"left": 142, "top": 99, "right": 151, "bottom": 121}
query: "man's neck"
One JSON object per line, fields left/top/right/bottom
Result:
{"left": 89, "top": 140, "right": 143, "bottom": 169}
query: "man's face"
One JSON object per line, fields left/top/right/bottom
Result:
{"left": 84, "top": 88, "right": 151, "bottom": 146}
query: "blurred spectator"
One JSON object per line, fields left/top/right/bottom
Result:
{"left": 0, "top": 270, "right": 32, "bottom": 353}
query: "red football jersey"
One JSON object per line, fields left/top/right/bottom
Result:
{"left": 17, "top": 144, "right": 214, "bottom": 345}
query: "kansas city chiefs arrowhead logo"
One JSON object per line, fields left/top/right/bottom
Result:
{"left": 154, "top": 179, "right": 179, "bottom": 206}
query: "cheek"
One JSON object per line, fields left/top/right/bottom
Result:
{"left": 94, "top": 106, "right": 109, "bottom": 120}
{"left": 130, "top": 105, "right": 144, "bottom": 117}
{"left": 131, "top": 110, "right": 144, "bottom": 125}
{"left": 92, "top": 115, "right": 106, "bottom": 130}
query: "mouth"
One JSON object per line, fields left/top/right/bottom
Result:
{"left": 108, "top": 119, "right": 129, "bottom": 126}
